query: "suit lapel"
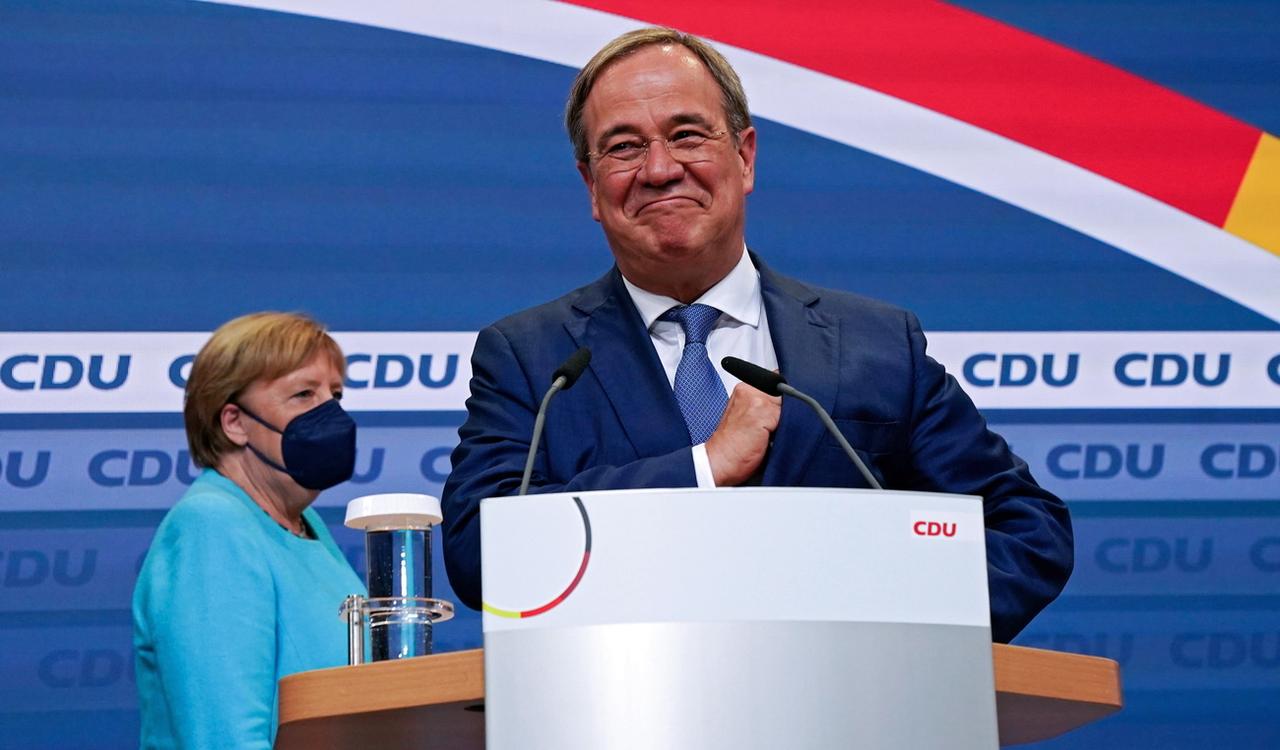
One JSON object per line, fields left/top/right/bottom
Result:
{"left": 757, "top": 260, "right": 841, "bottom": 486}
{"left": 564, "top": 269, "right": 691, "bottom": 460}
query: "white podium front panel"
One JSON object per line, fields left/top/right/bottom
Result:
{"left": 480, "top": 488, "right": 997, "bottom": 749}
{"left": 481, "top": 488, "right": 988, "bottom": 630}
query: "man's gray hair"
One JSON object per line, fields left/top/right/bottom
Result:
{"left": 565, "top": 27, "right": 752, "bottom": 163}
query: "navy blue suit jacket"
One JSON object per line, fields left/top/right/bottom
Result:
{"left": 442, "top": 255, "right": 1073, "bottom": 642}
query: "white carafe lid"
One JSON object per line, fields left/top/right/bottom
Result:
{"left": 344, "top": 493, "right": 443, "bottom": 530}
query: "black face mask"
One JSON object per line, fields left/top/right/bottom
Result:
{"left": 235, "top": 399, "right": 357, "bottom": 491}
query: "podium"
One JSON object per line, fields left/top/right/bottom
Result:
{"left": 277, "top": 488, "right": 1121, "bottom": 748}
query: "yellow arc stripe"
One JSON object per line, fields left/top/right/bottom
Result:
{"left": 1224, "top": 132, "right": 1280, "bottom": 257}
{"left": 482, "top": 602, "right": 523, "bottom": 619}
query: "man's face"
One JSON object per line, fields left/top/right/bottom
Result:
{"left": 578, "top": 44, "right": 756, "bottom": 300}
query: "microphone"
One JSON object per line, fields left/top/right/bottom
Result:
{"left": 721, "top": 356, "right": 883, "bottom": 490}
{"left": 551, "top": 346, "right": 592, "bottom": 389}
{"left": 520, "top": 347, "right": 592, "bottom": 495}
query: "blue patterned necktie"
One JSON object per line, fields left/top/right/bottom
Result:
{"left": 659, "top": 303, "right": 729, "bottom": 444}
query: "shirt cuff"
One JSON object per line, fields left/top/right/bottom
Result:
{"left": 691, "top": 443, "right": 718, "bottom": 488}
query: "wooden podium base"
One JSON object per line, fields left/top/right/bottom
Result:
{"left": 275, "top": 644, "right": 1121, "bottom": 748}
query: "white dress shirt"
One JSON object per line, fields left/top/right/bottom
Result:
{"left": 620, "top": 247, "right": 779, "bottom": 487}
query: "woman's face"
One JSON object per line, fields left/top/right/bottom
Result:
{"left": 235, "top": 350, "right": 345, "bottom": 467}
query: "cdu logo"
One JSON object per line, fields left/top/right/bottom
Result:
{"left": 344, "top": 354, "right": 459, "bottom": 389}
{"left": 1250, "top": 537, "right": 1280, "bottom": 572}
{"left": 0, "top": 451, "right": 52, "bottom": 488}
{"left": 171, "top": 352, "right": 464, "bottom": 390}
{"left": 87, "top": 448, "right": 385, "bottom": 486}
{"left": 349, "top": 448, "right": 385, "bottom": 484}
{"left": 0, "top": 354, "right": 131, "bottom": 391}
{"left": 1094, "top": 537, "right": 1213, "bottom": 574}
{"left": 962, "top": 353, "right": 1079, "bottom": 388}
{"left": 1171, "top": 632, "right": 1280, "bottom": 670}
{"left": 38, "top": 648, "right": 133, "bottom": 689}
{"left": 89, "top": 450, "right": 201, "bottom": 487}
{"left": 1047, "top": 443, "right": 1164, "bottom": 480}
{"left": 1114, "top": 353, "right": 1230, "bottom": 387}
{"left": 909, "top": 511, "right": 979, "bottom": 541}
{"left": 2, "top": 549, "right": 97, "bottom": 587}
{"left": 913, "top": 520, "right": 957, "bottom": 537}
{"left": 1200, "top": 444, "right": 1279, "bottom": 479}
{"left": 1017, "top": 631, "right": 1135, "bottom": 665}
{"left": 419, "top": 447, "right": 451, "bottom": 484}
{"left": 168, "top": 354, "right": 195, "bottom": 388}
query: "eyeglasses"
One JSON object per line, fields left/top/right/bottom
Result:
{"left": 587, "top": 130, "right": 730, "bottom": 173}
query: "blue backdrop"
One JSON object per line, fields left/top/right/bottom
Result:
{"left": 1, "top": 1, "right": 1277, "bottom": 748}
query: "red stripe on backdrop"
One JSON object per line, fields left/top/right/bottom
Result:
{"left": 566, "top": 0, "right": 1261, "bottom": 226}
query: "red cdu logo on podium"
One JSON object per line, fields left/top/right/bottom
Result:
{"left": 910, "top": 510, "right": 981, "bottom": 541}
{"left": 913, "top": 520, "right": 958, "bottom": 538}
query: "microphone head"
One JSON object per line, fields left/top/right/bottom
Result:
{"left": 552, "top": 347, "right": 592, "bottom": 389}
{"left": 721, "top": 356, "right": 785, "bottom": 397}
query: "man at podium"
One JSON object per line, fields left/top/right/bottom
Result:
{"left": 443, "top": 27, "right": 1072, "bottom": 643}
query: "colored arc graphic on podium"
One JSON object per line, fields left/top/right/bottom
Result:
{"left": 483, "top": 496, "right": 593, "bottom": 619}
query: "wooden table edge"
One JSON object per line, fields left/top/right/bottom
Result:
{"left": 279, "top": 645, "right": 1122, "bottom": 727}
{"left": 993, "top": 643, "right": 1123, "bottom": 706}
{"left": 279, "top": 649, "right": 485, "bottom": 724}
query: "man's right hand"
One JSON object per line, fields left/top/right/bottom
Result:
{"left": 706, "top": 382, "right": 782, "bottom": 486}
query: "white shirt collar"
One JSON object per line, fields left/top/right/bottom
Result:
{"left": 621, "top": 246, "right": 763, "bottom": 331}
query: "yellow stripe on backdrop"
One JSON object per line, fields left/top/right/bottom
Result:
{"left": 1225, "top": 132, "right": 1280, "bottom": 257}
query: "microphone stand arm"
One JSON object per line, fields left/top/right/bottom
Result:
{"left": 519, "top": 376, "right": 566, "bottom": 496}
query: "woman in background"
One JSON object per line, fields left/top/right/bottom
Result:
{"left": 133, "top": 312, "right": 365, "bottom": 749}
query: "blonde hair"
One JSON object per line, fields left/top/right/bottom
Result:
{"left": 565, "top": 27, "right": 752, "bottom": 163}
{"left": 183, "top": 312, "right": 345, "bottom": 468}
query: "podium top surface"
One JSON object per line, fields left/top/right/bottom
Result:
{"left": 479, "top": 485, "right": 982, "bottom": 506}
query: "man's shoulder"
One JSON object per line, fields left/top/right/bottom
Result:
{"left": 815, "top": 283, "right": 912, "bottom": 321}
{"left": 763, "top": 264, "right": 915, "bottom": 327}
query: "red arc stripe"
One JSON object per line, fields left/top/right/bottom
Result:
{"left": 566, "top": 0, "right": 1261, "bottom": 226}
{"left": 521, "top": 551, "right": 592, "bottom": 618}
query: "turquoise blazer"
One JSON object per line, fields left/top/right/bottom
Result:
{"left": 133, "top": 469, "right": 365, "bottom": 749}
